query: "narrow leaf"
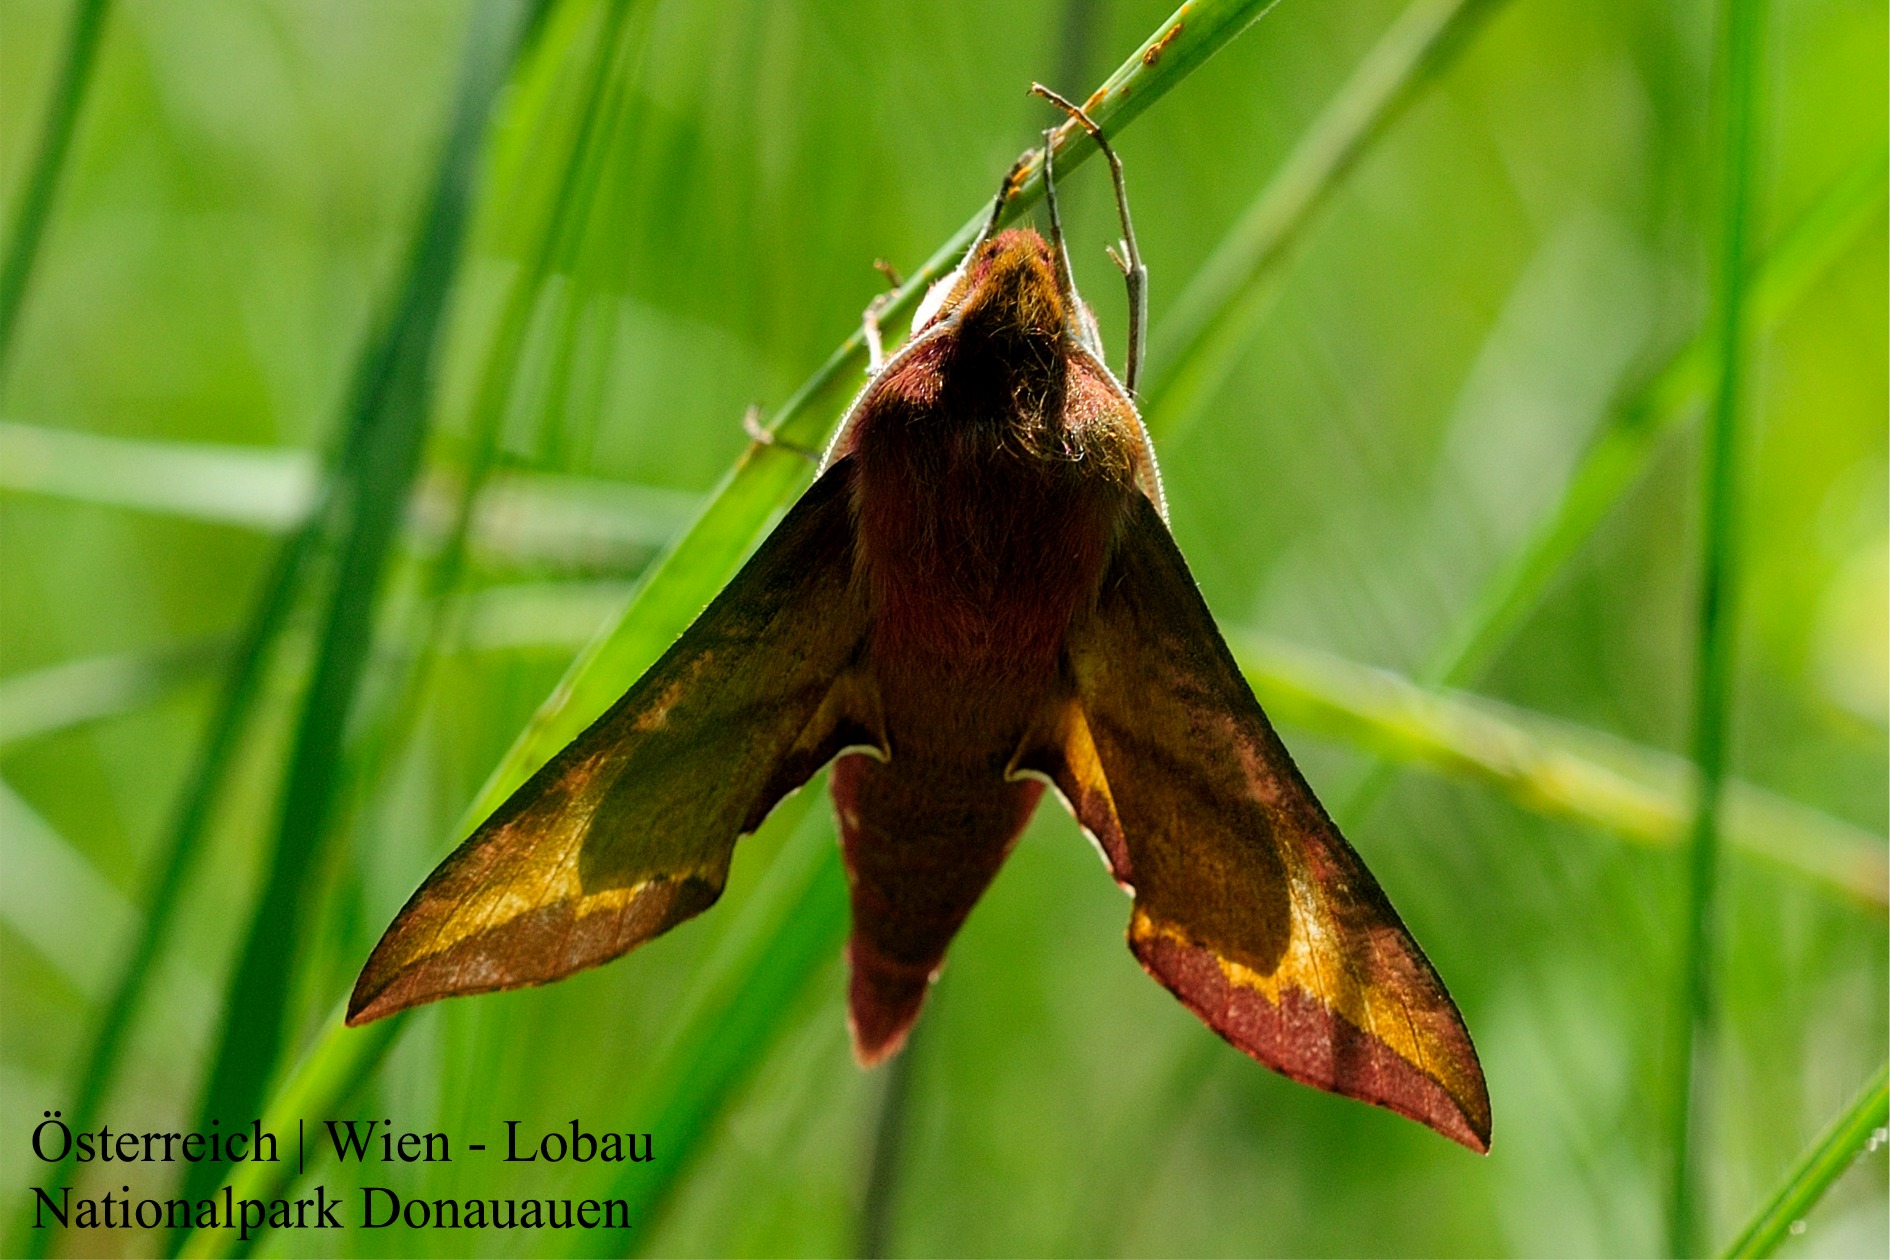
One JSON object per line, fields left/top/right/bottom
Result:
{"left": 1721, "top": 1061, "right": 1890, "bottom": 1258}
{"left": 0, "top": 0, "right": 111, "bottom": 378}
{"left": 171, "top": 7, "right": 529, "bottom": 1238}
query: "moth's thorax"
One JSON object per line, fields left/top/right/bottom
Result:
{"left": 840, "top": 229, "right": 1145, "bottom": 677}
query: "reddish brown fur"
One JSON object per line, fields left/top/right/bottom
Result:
{"left": 829, "top": 229, "right": 1147, "bottom": 1057}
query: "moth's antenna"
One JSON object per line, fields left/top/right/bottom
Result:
{"left": 1030, "top": 83, "right": 1146, "bottom": 396}
{"left": 1039, "top": 125, "right": 1081, "bottom": 307}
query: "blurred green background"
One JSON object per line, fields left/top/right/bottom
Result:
{"left": 1, "top": 0, "right": 1883, "bottom": 1256}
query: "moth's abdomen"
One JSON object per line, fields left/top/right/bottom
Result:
{"left": 833, "top": 755, "right": 1043, "bottom": 1063}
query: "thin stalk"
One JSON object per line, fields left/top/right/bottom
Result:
{"left": 0, "top": 639, "right": 226, "bottom": 748}
{"left": 0, "top": 0, "right": 111, "bottom": 382}
{"left": 1671, "top": 0, "right": 1767, "bottom": 1252}
{"left": 424, "top": 0, "right": 635, "bottom": 607}
{"left": 1721, "top": 1061, "right": 1890, "bottom": 1258}
{"left": 323, "top": 0, "right": 641, "bottom": 959}
{"left": 1426, "top": 144, "right": 1885, "bottom": 694}
{"left": 174, "top": 1015, "right": 405, "bottom": 1260}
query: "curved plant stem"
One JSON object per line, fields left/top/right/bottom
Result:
{"left": 1669, "top": 0, "right": 1767, "bottom": 1252}
{"left": 0, "top": 0, "right": 111, "bottom": 383}
{"left": 1721, "top": 1061, "right": 1890, "bottom": 1258}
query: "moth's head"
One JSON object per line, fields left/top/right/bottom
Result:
{"left": 911, "top": 228, "right": 1078, "bottom": 345}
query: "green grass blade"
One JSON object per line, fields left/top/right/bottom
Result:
{"left": 1427, "top": 144, "right": 1887, "bottom": 693}
{"left": 10, "top": 516, "right": 328, "bottom": 1260}
{"left": 319, "top": 1, "right": 645, "bottom": 929}
{"left": 591, "top": 797, "right": 849, "bottom": 1256}
{"left": 1145, "top": 0, "right": 1507, "bottom": 439}
{"left": 0, "top": 418, "right": 695, "bottom": 564}
{"left": 1229, "top": 632, "right": 1887, "bottom": 909}
{"left": 420, "top": 0, "right": 636, "bottom": 604}
{"left": 174, "top": 1013, "right": 405, "bottom": 1259}
{"left": 0, "top": 641, "right": 224, "bottom": 748}
{"left": 416, "top": 577, "right": 1890, "bottom": 907}
{"left": 1721, "top": 1061, "right": 1890, "bottom": 1258}
{"left": 1671, "top": 0, "right": 1768, "bottom": 1251}
{"left": 1333, "top": 137, "right": 1885, "bottom": 873}
{"left": 170, "top": 7, "right": 527, "bottom": 1240}
{"left": 0, "top": 419, "right": 317, "bottom": 527}
{"left": 857, "top": 1021, "right": 922, "bottom": 1259}
{"left": 0, "top": 776, "right": 138, "bottom": 997}
{"left": 0, "top": 0, "right": 111, "bottom": 381}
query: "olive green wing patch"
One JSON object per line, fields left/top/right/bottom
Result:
{"left": 349, "top": 460, "right": 878, "bottom": 1025}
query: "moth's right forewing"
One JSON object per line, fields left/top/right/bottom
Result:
{"left": 1049, "top": 494, "right": 1491, "bottom": 1152}
{"left": 348, "top": 460, "right": 877, "bottom": 1025}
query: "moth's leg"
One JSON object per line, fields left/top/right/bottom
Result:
{"left": 860, "top": 259, "right": 902, "bottom": 374}
{"left": 1032, "top": 84, "right": 1147, "bottom": 396}
{"left": 861, "top": 297, "right": 888, "bottom": 373}
{"left": 742, "top": 404, "right": 818, "bottom": 462}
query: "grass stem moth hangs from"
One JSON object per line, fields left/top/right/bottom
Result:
{"left": 350, "top": 86, "right": 1491, "bottom": 1154}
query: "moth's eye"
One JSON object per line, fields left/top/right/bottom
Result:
{"left": 910, "top": 270, "right": 959, "bottom": 334}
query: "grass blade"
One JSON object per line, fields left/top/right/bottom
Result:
{"left": 170, "top": 6, "right": 527, "bottom": 1237}
{"left": 1229, "top": 632, "right": 1887, "bottom": 908}
{"left": 418, "top": 0, "right": 636, "bottom": 607}
{"left": 1330, "top": 134, "right": 1885, "bottom": 889}
{"left": 432, "top": 578, "right": 1890, "bottom": 906}
{"left": 0, "top": 0, "right": 111, "bottom": 380}
{"left": 1426, "top": 145, "right": 1886, "bottom": 692}
{"left": 0, "top": 641, "right": 224, "bottom": 749}
{"left": 0, "top": 418, "right": 695, "bottom": 563}
{"left": 10, "top": 518, "right": 327, "bottom": 1260}
{"left": 0, "top": 420, "right": 317, "bottom": 527}
{"left": 857, "top": 1021, "right": 922, "bottom": 1258}
{"left": 589, "top": 797, "right": 849, "bottom": 1256}
{"left": 1721, "top": 1061, "right": 1890, "bottom": 1258}
{"left": 173, "top": 1012, "right": 405, "bottom": 1260}
{"left": 1146, "top": 0, "right": 1507, "bottom": 439}
{"left": 1671, "top": 0, "right": 1768, "bottom": 1250}
{"left": 0, "top": 777, "right": 137, "bottom": 998}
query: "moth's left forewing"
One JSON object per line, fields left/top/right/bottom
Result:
{"left": 1038, "top": 493, "right": 1491, "bottom": 1152}
{"left": 349, "top": 461, "right": 877, "bottom": 1025}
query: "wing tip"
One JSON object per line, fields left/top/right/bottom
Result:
{"left": 344, "top": 977, "right": 412, "bottom": 1027}
{"left": 1132, "top": 927, "right": 1492, "bottom": 1153}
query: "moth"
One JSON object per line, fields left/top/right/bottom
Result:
{"left": 350, "top": 89, "right": 1491, "bottom": 1153}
